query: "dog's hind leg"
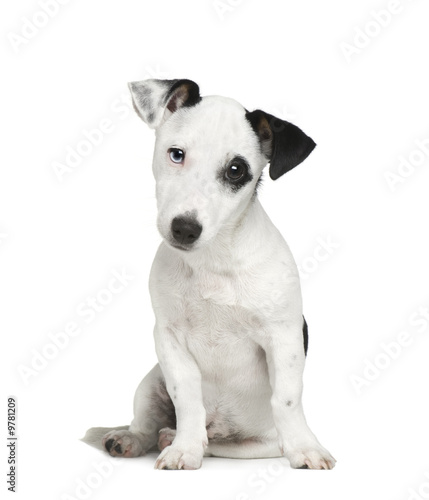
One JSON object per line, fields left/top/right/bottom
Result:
{"left": 82, "top": 364, "right": 176, "bottom": 458}
{"left": 157, "top": 428, "right": 281, "bottom": 458}
{"left": 205, "top": 438, "right": 282, "bottom": 459}
{"left": 81, "top": 425, "right": 130, "bottom": 452}
{"left": 207, "top": 439, "right": 334, "bottom": 468}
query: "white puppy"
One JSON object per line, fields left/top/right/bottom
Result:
{"left": 82, "top": 79, "right": 336, "bottom": 470}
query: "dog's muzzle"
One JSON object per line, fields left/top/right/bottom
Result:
{"left": 171, "top": 215, "right": 203, "bottom": 248}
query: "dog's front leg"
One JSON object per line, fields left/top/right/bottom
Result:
{"left": 153, "top": 323, "right": 208, "bottom": 470}
{"left": 261, "top": 319, "right": 336, "bottom": 470}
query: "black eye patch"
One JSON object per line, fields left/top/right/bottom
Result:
{"left": 217, "top": 155, "right": 253, "bottom": 192}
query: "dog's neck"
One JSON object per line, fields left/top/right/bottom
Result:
{"left": 168, "top": 197, "right": 278, "bottom": 276}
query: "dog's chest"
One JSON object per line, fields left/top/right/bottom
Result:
{"left": 178, "top": 269, "right": 265, "bottom": 369}
{"left": 156, "top": 262, "right": 276, "bottom": 437}
{"left": 176, "top": 269, "right": 274, "bottom": 437}
{"left": 193, "top": 269, "right": 237, "bottom": 305}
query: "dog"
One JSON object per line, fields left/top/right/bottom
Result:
{"left": 82, "top": 79, "right": 336, "bottom": 470}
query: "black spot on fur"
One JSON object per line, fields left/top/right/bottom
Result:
{"left": 210, "top": 431, "right": 245, "bottom": 444}
{"left": 217, "top": 155, "right": 253, "bottom": 192}
{"left": 303, "top": 317, "right": 309, "bottom": 356}
{"left": 105, "top": 439, "right": 114, "bottom": 452}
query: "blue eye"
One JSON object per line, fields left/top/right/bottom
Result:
{"left": 168, "top": 148, "right": 185, "bottom": 164}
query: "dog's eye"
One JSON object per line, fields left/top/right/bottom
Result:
{"left": 168, "top": 148, "right": 185, "bottom": 164}
{"left": 225, "top": 164, "right": 245, "bottom": 181}
{"left": 218, "top": 156, "right": 252, "bottom": 192}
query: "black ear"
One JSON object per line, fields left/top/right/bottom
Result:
{"left": 246, "top": 109, "right": 316, "bottom": 180}
{"left": 128, "top": 79, "right": 201, "bottom": 129}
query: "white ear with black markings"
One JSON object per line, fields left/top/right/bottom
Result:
{"left": 246, "top": 110, "right": 316, "bottom": 180}
{"left": 128, "top": 79, "right": 201, "bottom": 129}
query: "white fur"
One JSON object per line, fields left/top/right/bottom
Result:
{"left": 82, "top": 80, "right": 335, "bottom": 470}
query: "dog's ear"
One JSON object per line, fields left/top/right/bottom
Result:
{"left": 246, "top": 110, "right": 316, "bottom": 180}
{"left": 128, "top": 79, "right": 201, "bottom": 129}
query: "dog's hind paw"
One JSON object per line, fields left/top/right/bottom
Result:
{"left": 102, "top": 430, "right": 144, "bottom": 458}
{"left": 158, "top": 427, "right": 176, "bottom": 451}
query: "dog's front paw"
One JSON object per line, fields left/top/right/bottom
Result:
{"left": 154, "top": 442, "right": 205, "bottom": 470}
{"left": 286, "top": 445, "right": 336, "bottom": 470}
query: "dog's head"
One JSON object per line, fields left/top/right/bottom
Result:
{"left": 128, "top": 79, "right": 316, "bottom": 252}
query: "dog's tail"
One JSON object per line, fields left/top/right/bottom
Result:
{"left": 80, "top": 425, "right": 129, "bottom": 451}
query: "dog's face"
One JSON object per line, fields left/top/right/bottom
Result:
{"left": 129, "top": 79, "right": 316, "bottom": 252}
{"left": 152, "top": 96, "right": 267, "bottom": 251}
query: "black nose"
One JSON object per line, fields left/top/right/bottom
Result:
{"left": 171, "top": 216, "right": 202, "bottom": 246}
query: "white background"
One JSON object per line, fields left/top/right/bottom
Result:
{"left": 2, "top": 0, "right": 429, "bottom": 499}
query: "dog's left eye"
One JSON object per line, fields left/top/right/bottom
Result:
{"left": 218, "top": 156, "right": 252, "bottom": 192}
{"left": 168, "top": 148, "right": 185, "bottom": 164}
{"left": 225, "top": 164, "right": 245, "bottom": 181}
